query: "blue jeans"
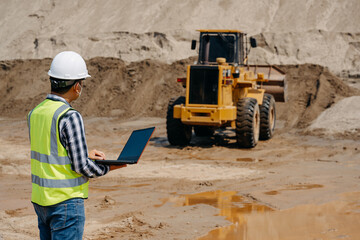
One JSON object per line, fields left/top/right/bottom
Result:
{"left": 33, "top": 198, "right": 85, "bottom": 240}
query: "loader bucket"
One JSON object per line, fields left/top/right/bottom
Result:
{"left": 248, "top": 65, "right": 287, "bottom": 102}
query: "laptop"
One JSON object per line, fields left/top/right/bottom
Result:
{"left": 95, "top": 127, "right": 155, "bottom": 165}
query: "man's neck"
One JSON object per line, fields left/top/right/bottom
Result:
{"left": 50, "top": 92, "right": 73, "bottom": 103}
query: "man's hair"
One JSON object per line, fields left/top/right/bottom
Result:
{"left": 50, "top": 77, "right": 81, "bottom": 94}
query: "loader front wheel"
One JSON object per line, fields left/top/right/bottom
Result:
{"left": 166, "top": 97, "right": 192, "bottom": 146}
{"left": 236, "top": 98, "right": 260, "bottom": 148}
{"left": 259, "top": 93, "right": 276, "bottom": 140}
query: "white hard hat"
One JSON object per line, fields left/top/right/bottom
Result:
{"left": 48, "top": 51, "right": 91, "bottom": 80}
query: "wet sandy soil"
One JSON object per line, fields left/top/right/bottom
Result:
{"left": 0, "top": 117, "right": 359, "bottom": 239}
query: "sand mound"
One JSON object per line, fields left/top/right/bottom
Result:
{"left": 307, "top": 96, "right": 360, "bottom": 139}
{"left": 0, "top": 57, "right": 193, "bottom": 119}
{"left": 1, "top": 58, "right": 358, "bottom": 131}
{"left": 0, "top": 0, "right": 359, "bottom": 76}
{"left": 252, "top": 31, "right": 360, "bottom": 77}
{"left": 276, "top": 64, "right": 359, "bottom": 128}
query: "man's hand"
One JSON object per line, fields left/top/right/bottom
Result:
{"left": 88, "top": 149, "right": 106, "bottom": 160}
{"left": 89, "top": 149, "right": 127, "bottom": 171}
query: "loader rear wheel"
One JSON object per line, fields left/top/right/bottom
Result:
{"left": 194, "top": 126, "right": 214, "bottom": 137}
{"left": 259, "top": 93, "right": 276, "bottom": 140}
{"left": 166, "top": 97, "right": 192, "bottom": 146}
{"left": 236, "top": 98, "right": 260, "bottom": 148}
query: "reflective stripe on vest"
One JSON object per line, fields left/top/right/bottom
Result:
{"left": 31, "top": 150, "right": 71, "bottom": 165}
{"left": 29, "top": 99, "right": 88, "bottom": 206}
{"left": 32, "top": 174, "right": 88, "bottom": 188}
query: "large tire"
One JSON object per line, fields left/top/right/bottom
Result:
{"left": 259, "top": 93, "right": 276, "bottom": 140}
{"left": 166, "top": 97, "right": 192, "bottom": 146}
{"left": 236, "top": 98, "right": 260, "bottom": 148}
{"left": 194, "top": 126, "right": 215, "bottom": 137}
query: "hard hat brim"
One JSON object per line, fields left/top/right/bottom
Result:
{"left": 48, "top": 70, "right": 91, "bottom": 80}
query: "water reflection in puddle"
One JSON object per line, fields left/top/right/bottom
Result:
{"left": 156, "top": 191, "right": 360, "bottom": 240}
{"left": 155, "top": 190, "right": 273, "bottom": 239}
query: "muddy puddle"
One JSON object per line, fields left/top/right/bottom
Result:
{"left": 156, "top": 190, "right": 360, "bottom": 240}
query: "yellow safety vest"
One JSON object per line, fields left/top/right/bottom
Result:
{"left": 28, "top": 99, "right": 88, "bottom": 206}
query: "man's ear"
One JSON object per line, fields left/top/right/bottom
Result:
{"left": 74, "top": 82, "right": 80, "bottom": 94}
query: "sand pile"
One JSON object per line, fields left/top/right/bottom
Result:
{"left": 307, "top": 96, "right": 360, "bottom": 139}
{"left": 0, "top": 57, "right": 192, "bottom": 119}
{"left": 276, "top": 64, "right": 359, "bottom": 128}
{"left": 252, "top": 31, "right": 360, "bottom": 77}
{"left": 1, "top": 57, "right": 358, "bottom": 132}
{"left": 0, "top": 0, "right": 359, "bottom": 76}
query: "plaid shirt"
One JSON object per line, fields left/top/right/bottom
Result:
{"left": 47, "top": 94, "right": 110, "bottom": 178}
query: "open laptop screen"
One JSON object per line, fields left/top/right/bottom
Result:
{"left": 117, "top": 127, "right": 155, "bottom": 162}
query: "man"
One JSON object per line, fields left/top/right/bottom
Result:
{"left": 27, "top": 51, "right": 125, "bottom": 240}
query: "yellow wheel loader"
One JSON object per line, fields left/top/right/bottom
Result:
{"left": 166, "top": 30, "right": 286, "bottom": 148}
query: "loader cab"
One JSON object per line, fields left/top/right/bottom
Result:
{"left": 195, "top": 30, "right": 246, "bottom": 66}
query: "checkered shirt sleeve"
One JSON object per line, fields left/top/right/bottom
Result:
{"left": 59, "top": 110, "right": 110, "bottom": 178}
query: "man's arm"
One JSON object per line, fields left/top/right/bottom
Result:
{"left": 59, "top": 110, "right": 110, "bottom": 178}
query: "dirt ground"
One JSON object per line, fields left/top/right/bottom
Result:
{"left": 1, "top": 115, "right": 360, "bottom": 240}
{"left": 1, "top": 57, "right": 360, "bottom": 239}
{"left": 1, "top": 1, "right": 360, "bottom": 239}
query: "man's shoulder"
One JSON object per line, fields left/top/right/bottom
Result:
{"left": 62, "top": 109, "right": 82, "bottom": 120}
{"left": 59, "top": 109, "right": 83, "bottom": 128}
